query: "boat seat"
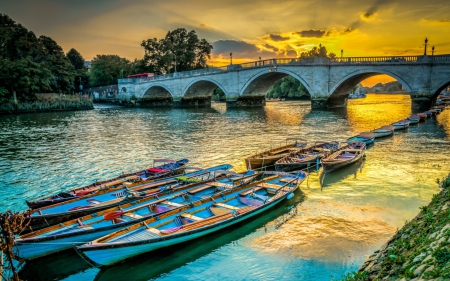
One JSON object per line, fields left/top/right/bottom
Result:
{"left": 180, "top": 213, "right": 203, "bottom": 221}
{"left": 342, "top": 149, "right": 362, "bottom": 153}
{"left": 123, "top": 213, "right": 143, "bottom": 219}
{"left": 187, "top": 185, "right": 213, "bottom": 194}
{"left": 213, "top": 203, "right": 240, "bottom": 210}
{"left": 145, "top": 227, "right": 161, "bottom": 236}
{"left": 257, "top": 182, "right": 284, "bottom": 190}
{"left": 205, "top": 182, "right": 232, "bottom": 188}
{"left": 164, "top": 201, "right": 184, "bottom": 207}
{"left": 280, "top": 178, "right": 295, "bottom": 184}
{"left": 239, "top": 186, "right": 264, "bottom": 196}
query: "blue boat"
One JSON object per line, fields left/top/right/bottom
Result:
{"left": 15, "top": 167, "right": 257, "bottom": 260}
{"left": 75, "top": 171, "right": 308, "bottom": 267}
{"left": 347, "top": 132, "right": 375, "bottom": 145}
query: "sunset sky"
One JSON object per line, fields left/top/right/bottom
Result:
{"left": 2, "top": 0, "right": 449, "bottom": 86}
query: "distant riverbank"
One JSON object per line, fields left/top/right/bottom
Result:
{"left": 0, "top": 95, "right": 94, "bottom": 115}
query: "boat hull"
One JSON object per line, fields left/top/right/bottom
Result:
{"left": 321, "top": 153, "right": 364, "bottom": 173}
{"left": 372, "top": 130, "right": 393, "bottom": 138}
{"left": 245, "top": 154, "right": 289, "bottom": 170}
{"left": 392, "top": 124, "right": 409, "bottom": 130}
{"left": 407, "top": 118, "right": 420, "bottom": 124}
{"left": 347, "top": 136, "right": 375, "bottom": 145}
{"left": 76, "top": 190, "right": 296, "bottom": 267}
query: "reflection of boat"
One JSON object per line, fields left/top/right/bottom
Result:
{"left": 274, "top": 141, "right": 339, "bottom": 172}
{"left": 347, "top": 132, "right": 375, "bottom": 144}
{"left": 245, "top": 138, "right": 307, "bottom": 170}
{"left": 15, "top": 168, "right": 251, "bottom": 260}
{"left": 266, "top": 98, "right": 282, "bottom": 102}
{"left": 391, "top": 119, "right": 410, "bottom": 130}
{"left": 371, "top": 125, "right": 394, "bottom": 138}
{"left": 321, "top": 142, "right": 366, "bottom": 173}
{"left": 320, "top": 159, "right": 365, "bottom": 188}
{"left": 26, "top": 159, "right": 189, "bottom": 209}
{"left": 407, "top": 115, "right": 420, "bottom": 124}
{"left": 76, "top": 171, "right": 307, "bottom": 267}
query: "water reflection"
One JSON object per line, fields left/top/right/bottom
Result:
{"left": 1, "top": 94, "right": 449, "bottom": 280}
{"left": 319, "top": 159, "right": 365, "bottom": 188}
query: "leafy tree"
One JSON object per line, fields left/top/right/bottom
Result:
{"left": 0, "top": 13, "right": 77, "bottom": 102}
{"left": 141, "top": 28, "right": 213, "bottom": 74}
{"left": 67, "top": 48, "right": 89, "bottom": 92}
{"left": 89, "top": 54, "right": 132, "bottom": 87}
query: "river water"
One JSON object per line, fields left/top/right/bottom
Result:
{"left": 0, "top": 94, "right": 449, "bottom": 280}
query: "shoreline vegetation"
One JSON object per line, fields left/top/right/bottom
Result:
{"left": 0, "top": 94, "right": 93, "bottom": 115}
{"left": 344, "top": 174, "right": 450, "bottom": 280}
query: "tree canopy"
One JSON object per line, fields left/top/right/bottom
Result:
{"left": 0, "top": 13, "right": 78, "bottom": 103}
{"left": 89, "top": 55, "right": 134, "bottom": 87}
{"left": 141, "top": 28, "right": 213, "bottom": 74}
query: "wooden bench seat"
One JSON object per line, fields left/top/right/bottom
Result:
{"left": 213, "top": 203, "right": 240, "bottom": 210}
{"left": 164, "top": 201, "right": 184, "bottom": 207}
{"left": 258, "top": 182, "right": 284, "bottom": 190}
{"left": 123, "top": 213, "right": 143, "bottom": 219}
{"left": 180, "top": 213, "right": 203, "bottom": 221}
{"left": 205, "top": 182, "right": 232, "bottom": 188}
{"left": 187, "top": 184, "right": 214, "bottom": 194}
{"left": 239, "top": 186, "right": 264, "bottom": 196}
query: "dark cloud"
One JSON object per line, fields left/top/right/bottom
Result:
{"left": 268, "top": 34, "right": 290, "bottom": 41}
{"left": 285, "top": 49, "right": 297, "bottom": 57}
{"left": 296, "top": 29, "right": 328, "bottom": 38}
{"left": 351, "top": 0, "right": 390, "bottom": 29}
{"left": 212, "top": 40, "right": 258, "bottom": 55}
{"left": 263, "top": 44, "right": 279, "bottom": 52}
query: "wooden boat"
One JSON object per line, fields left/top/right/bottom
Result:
{"left": 431, "top": 107, "right": 442, "bottom": 113}
{"left": 75, "top": 171, "right": 308, "bottom": 267}
{"left": 428, "top": 109, "right": 438, "bottom": 115}
{"left": 391, "top": 119, "right": 410, "bottom": 130}
{"left": 14, "top": 169, "right": 260, "bottom": 260}
{"left": 347, "top": 132, "right": 375, "bottom": 145}
{"left": 371, "top": 125, "right": 394, "bottom": 138}
{"left": 274, "top": 141, "right": 339, "bottom": 172}
{"left": 321, "top": 142, "right": 366, "bottom": 173}
{"left": 407, "top": 115, "right": 420, "bottom": 124}
{"left": 26, "top": 159, "right": 189, "bottom": 209}
{"left": 22, "top": 164, "right": 232, "bottom": 233}
{"left": 245, "top": 138, "right": 307, "bottom": 170}
{"left": 423, "top": 111, "right": 433, "bottom": 118}
{"left": 416, "top": 113, "right": 427, "bottom": 121}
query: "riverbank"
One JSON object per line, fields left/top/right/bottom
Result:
{"left": 346, "top": 174, "right": 450, "bottom": 280}
{"left": 0, "top": 99, "right": 94, "bottom": 115}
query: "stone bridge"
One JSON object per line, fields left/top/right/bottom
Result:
{"left": 118, "top": 55, "right": 450, "bottom": 109}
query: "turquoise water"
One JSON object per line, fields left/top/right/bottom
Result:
{"left": 1, "top": 94, "right": 449, "bottom": 280}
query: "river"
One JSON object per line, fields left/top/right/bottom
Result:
{"left": 0, "top": 94, "right": 449, "bottom": 280}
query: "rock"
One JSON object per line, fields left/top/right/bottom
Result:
{"left": 422, "top": 254, "right": 432, "bottom": 263}
{"left": 429, "top": 232, "right": 438, "bottom": 239}
{"left": 414, "top": 264, "right": 426, "bottom": 276}
{"left": 424, "top": 264, "right": 435, "bottom": 273}
{"left": 441, "top": 223, "right": 450, "bottom": 232}
{"left": 436, "top": 236, "right": 446, "bottom": 245}
{"left": 413, "top": 252, "right": 426, "bottom": 263}
{"left": 402, "top": 260, "right": 410, "bottom": 269}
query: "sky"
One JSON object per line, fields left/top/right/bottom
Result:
{"left": 1, "top": 0, "right": 449, "bottom": 86}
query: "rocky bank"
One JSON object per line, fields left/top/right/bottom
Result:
{"left": 346, "top": 174, "right": 450, "bottom": 281}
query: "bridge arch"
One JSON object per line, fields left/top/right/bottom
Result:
{"left": 433, "top": 77, "right": 450, "bottom": 97}
{"left": 328, "top": 68, "right": 414, "bottom": 108}
{"left": 239, "top": 68, "right": 313, "bottom": 97}
{"left": 182, "top": 78, "right": 228, "bottom": 100}
{"left": 141, "top": 84, "right": 174, "bottom": 99}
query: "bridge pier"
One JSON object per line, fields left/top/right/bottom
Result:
{"left": 411, "top": 95, "right": 432, "bottom": 111}
{"left": 138, "top": 97, "right": 173, "bottom": 107}
{"left": 226, "top": 96, "right": 266, "bottom": 108}
{"left": 311, "top": 95, "right": 347, "bottom": 109}
{"left": 173, "top": 96, "right": 212, "bottom": 108}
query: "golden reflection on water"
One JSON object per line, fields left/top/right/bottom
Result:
{"left": 252, "top": 199, "right": 396, "bottom": 261}
{"left": 346, "top": 93, "right": 412, "bottom": 133}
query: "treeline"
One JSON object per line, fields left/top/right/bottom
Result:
{"left": 0, "top": 14, "right": 85, "bottom": 103}
{"left": 0, "top": 14, "right": 213, "bottom": 102}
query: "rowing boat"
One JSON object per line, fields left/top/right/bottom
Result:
{"left": 22, "top": 164, "right": 232, "bottom": 233}
{"left": 391, "top": 119, "right": 410, "bottom": 130}
{"left": 26, "top": 159, "right": 189, "bottom": 209}
{"left": 15, "top": 169, "right": 259, "bottom": 260}
{"left": 75, "top": 171, "right": 308, "bottom": 267}
{"left": 274, "top": 141, "right": 339, "bottom": 172}
{"left": 417, "top": 113, "right": 427, "bottom": 121}
{"left": 371, "top": 125, "right": 395, "bottom": 138}
{"left": 347, "top": 132, "right": 375, "bottom": 144}
{"left": 407, "top": 115, "right": 420, "bottom": 124}
{"left": 423, "top": 111, "right": 433, "bottom": 118}
{"left": 245, "top": 138, "right": 307, "bottom": 170}
{"left": 321, "top": 142, "right": 366, "bottom": 173}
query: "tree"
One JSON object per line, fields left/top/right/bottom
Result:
{"left": 67, "top": 48, "right": 89, "bottom": 92}
{"left": 141, "top": 28, "right": 213, "bottom": 74}
{"left": 89, "top": 54, "right": 132, "bottom": 87}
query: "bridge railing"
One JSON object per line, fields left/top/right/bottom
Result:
{"left": 118, "top": 54, "right": 450, "bottom": 84}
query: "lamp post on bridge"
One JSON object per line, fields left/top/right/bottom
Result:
{"left": 341, "top": 49, "right": 343, "bottom": 59}
{"left": 230, "top": 52, "right": 233, "bottom": 65}
{"left": 423, "top": 38, "right": 429, "bottom": 55}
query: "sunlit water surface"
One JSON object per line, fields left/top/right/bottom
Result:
{"left": 0, "top": 94, "right": 449, "bottom": 280}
